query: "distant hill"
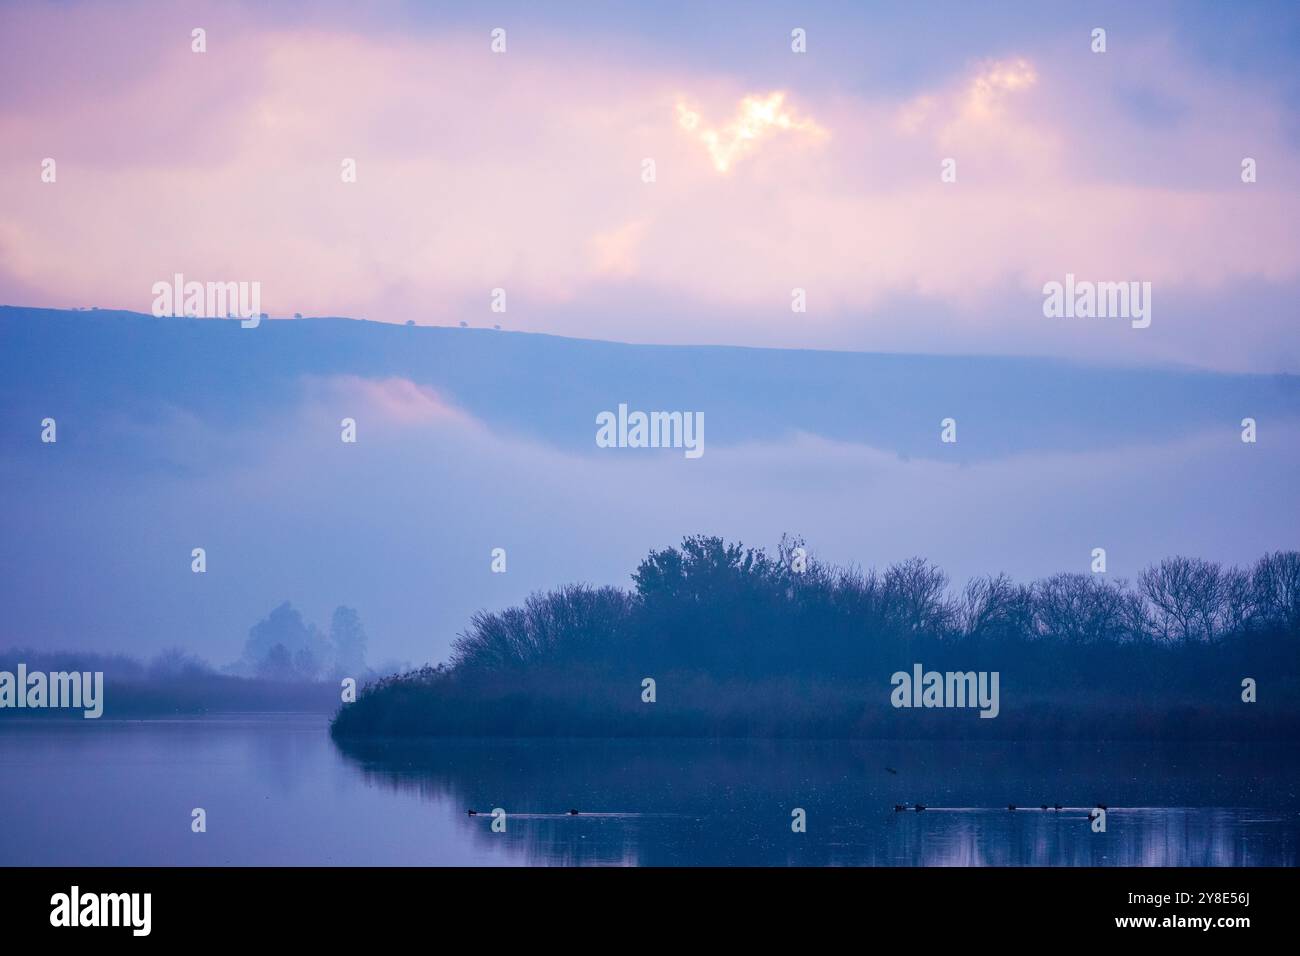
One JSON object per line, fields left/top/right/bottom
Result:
{"left": 4, "top": 305, "right": 1297, "bottom": 466}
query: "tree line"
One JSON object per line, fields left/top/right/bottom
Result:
{"left": 331, "top": 537, "right": 1299, "bottom": 739}
{"left": 449, "top": 537, "right": 1298, "bottom": 677}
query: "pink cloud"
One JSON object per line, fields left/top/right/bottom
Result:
{"left": 306, "top": 375, "right": 474, "bottom": 428}
{"left": 0, "top": 2, "right": 1297, "bottom": 370}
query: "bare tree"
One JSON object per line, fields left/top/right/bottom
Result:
{"left": 884, "top": 557, "right": 955, "bottom": 636}
{"left": 1221, "top": 567, "right": 1256, "bottom": 636}
{"left": 1252, "top": 551, "right": 1300, "bottom": 631}
{"left": 452, "top": 584, "right": 631, "bottom": 672}
{"left": 1032, "top": 573, "right": 1136, "bottom": 644}
{"left": 961, "top": 573, "right": 1034, "bottom": 641}
{"left": 1139, "top": 557, "right": 1226, "bottom": 642}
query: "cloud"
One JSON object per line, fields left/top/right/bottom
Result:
{"left": 675, "top": 91, "right": 827, "bottom": 173}
{"left": 0, "top": 4, "right": 1297, "bottom": 369}
{"left": 308, "top": 376, "right": 473, "bottom": 428}
{"left": 588, "top": 219, "right": 650, "bottom": 278}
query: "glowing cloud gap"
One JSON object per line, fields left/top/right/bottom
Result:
{"left": 676, "top": 92, "right": 826, "bottom": 172}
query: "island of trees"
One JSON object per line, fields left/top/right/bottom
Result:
{"left": 331, "top": 537, "right": 1300, "bottom": 740}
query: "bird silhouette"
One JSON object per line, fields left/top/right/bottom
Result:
{"left": 567, "top": 809, "right": 580, "bottom": 816}
{"left": 1007, "top": 804, "right": 1017, "bottom": 811}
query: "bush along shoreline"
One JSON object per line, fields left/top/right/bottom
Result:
{"left": 330, "top": 537, "right": 1300, "bottom": 740}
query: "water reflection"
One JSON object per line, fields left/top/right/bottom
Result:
{"left": 334, "top": 736, "right": 1300, "bottom": 866}
{"left": 0, "top": 718, "right": 1295, "bottom": 866}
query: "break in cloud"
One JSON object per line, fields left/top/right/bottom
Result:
{"left": 0, "top": 0, "right": 1298, "bottom": 370}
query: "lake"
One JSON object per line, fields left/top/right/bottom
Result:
{"left": 1, "top": 715, "right": 1296, "bottom": 866}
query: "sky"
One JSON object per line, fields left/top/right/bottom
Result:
{"left": 2, "top": 0, "right": 1299, "bottom": 371}
{"left": 1, "top": 2, "right": 1298, "bottom": 667}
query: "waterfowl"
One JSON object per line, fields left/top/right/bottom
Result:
{"left": 1007, "top": 804, "right": 1017, "bottom": 811}
{"left": 467, "top": 810, "right": 478, "bottom": 816}
{"left": 567, "top": 809, "right": 580, "bottom": 816}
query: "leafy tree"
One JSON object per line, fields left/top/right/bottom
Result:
{"left": 632, "top": 535, "right": 787, "bottom": 674}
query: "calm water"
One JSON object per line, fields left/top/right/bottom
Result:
{"left": 0, "top": 714, "right": 1296, "bottom": 866}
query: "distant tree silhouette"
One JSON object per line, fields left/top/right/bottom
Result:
{"left": 147, "top": 647, "right": 210, "bottom": 680}
{"left": 258, "top": 642, "right": 295, "bottom": 681}
{"left": 244, "top": 601, "right": 330, "bottom": 680}
{"left": 330, "top": 606, "right": 369, "bottom": 678}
